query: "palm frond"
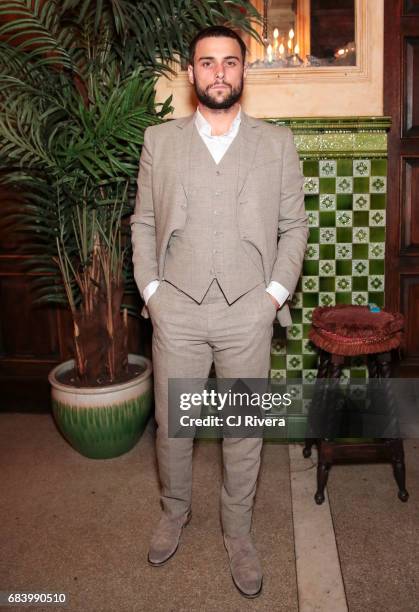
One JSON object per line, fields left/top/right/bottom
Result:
{"left": 0, "top": 0, "right": 260, "bottom": 382}
{"left": 0, "top": 0, "right": 79, "bottom": 73}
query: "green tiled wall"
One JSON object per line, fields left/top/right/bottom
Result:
{"left": 269, "top": 118, "right": 390, "bottom": 384}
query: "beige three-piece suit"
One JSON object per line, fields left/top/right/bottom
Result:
{"left": 130, "top": 111, "right": 308, "bottom": 537}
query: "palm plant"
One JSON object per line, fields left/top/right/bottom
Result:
{"left": 0, "top": 0, "right": 260, "bottom": 386}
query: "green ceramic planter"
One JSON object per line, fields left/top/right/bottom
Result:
{"left": 49, "top": 354, "right": 153, "bottom": 459}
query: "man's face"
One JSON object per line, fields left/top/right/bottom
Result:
{"left": 188, "top": 36, "right": 247, "bottom": 110}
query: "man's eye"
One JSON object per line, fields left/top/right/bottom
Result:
{"left": 226, "top": 61, "right": 237, "bottom": 66}
{"left": 202, "top": 62, "right": 211, "bottom": 67}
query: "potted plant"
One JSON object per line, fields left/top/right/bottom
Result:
{"left": 0, "top": 0, "right": 259, "bottom": 458}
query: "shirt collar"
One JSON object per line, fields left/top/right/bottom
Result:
{"left": 195, "top": 106, "right": 241, "bottom": 137}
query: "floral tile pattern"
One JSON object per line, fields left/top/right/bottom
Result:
{"left": 336, "top": 177, "right": 353, "bottom": 193}
{"left": 336, "top": 211, "right": 353, "bottom": 227}
{"left": 353, "top": 159, "right": 371, "bottom": 177}
{"left": 353, "top": 194, "right": 370, "bottom": 210}
{"left": 270, "top": 157, "right": 386, "bottom": 381}
{"left": 319, "top": 194, "right": 336, "bottom": 210}
{"left": 336, "top": 244, "right": 353, "bottom": 259}
{"left": 319, "top": 160, "right": 337, "bottom": 177}
{"left": 320, "top": 228, "right": 337, "bottom": 243}
{"left": 304, "top": 177, "right": 319, "bottom": 194}
{"left": 370, "top": 176, "right": 387, "bottom": 193}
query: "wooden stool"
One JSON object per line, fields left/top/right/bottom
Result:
{"left": 303, "top": 305, "right": 408, "bottom": 505}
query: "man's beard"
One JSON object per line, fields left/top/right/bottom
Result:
{"left": 193, "top": 75, "right": 243, "bottom": 110}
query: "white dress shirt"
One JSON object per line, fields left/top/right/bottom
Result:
{"left": 194, "top": 107, "right": 242, "bottom": 164}
{"left": 142, "top": 108, "right": 289, "bottom": 308}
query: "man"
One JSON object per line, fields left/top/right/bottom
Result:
{"left": 130, "top": 25, "right": 308, "bottom": 598}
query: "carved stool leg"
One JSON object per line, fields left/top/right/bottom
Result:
{"left": 378, "top": 353, "right": 409, "bottom": 502}
{"left": 329, "top": 353, "right": 344, "bottom": 379}
{"left": 313, "top": 354, "right": 344, "bottom": 503}
{"left": 377, "top": 352, "right": 392, "bottom": 379}
{"left": 315, "top": 440, "right": 331, "bottom": 505}
{"left": 367, "top": 354, "right": 380, "bottom": 379}
{"left": 390, "top": 439, "right": 409, "bottom": 502}
{"left": 318, "top": 349, "right": 332, "bottom": 378}
{"left": 303, "top": 350, "right": 330, "bottom": 458}
{"left": 302, "top": 440, "right": 315, "bottom": 458}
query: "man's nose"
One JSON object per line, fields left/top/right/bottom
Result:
{"left": 214, "top": 65, "right": 224, "bottom": 79}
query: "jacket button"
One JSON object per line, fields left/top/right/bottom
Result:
{"left": 181, "top": 204, "right": 186, "bottom": 209}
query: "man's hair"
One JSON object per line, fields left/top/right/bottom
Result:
{"left": 188, "top": 25, "right": 247, "bottom": 65}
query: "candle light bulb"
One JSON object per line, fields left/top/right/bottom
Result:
{"left": 273, "top": 28, "right": 279, "bottom": 39}
{"left": 287, "top": 39, "right": 292, "bottom": 50}
{"left": 289, "top": 28, "right": 295, "bottom": 40}
{"left": 267, "top": 44, "right": 273, "bottom": 62}
{"left": 294, "top": 43, "right": 300, "bottom": 55}
{"left": 279, "top": 43, "right": 285, "bottom": 55}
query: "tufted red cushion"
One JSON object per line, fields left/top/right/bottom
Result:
{"left": 309, "top": 305, "right": 404, "bottom": 356}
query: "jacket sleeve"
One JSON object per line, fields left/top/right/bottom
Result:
{"left": 130, "top": 127, "right": 159, "bottom": 298}
{"left": 270, "top": 128, "right": 309, "bottom": 296}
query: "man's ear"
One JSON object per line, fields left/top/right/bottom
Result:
{"left": 187, "top": 64, "right": 194, "bottom": 85}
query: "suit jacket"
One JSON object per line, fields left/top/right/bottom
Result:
{"left": 130, "top": 111, "right": 309, "bottom": 326}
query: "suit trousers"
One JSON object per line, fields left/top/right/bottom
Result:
{"left": 148, "top": 278, "right": 277, "bottom": 537}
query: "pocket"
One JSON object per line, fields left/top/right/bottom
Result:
{"left": 261, "top": 286, "right": 278, "bottom": 318}
{"left": 147, "top": 281, "right": 165, "bottom": 310}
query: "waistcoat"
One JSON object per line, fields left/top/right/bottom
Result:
{"left": 163, "top": 124, "right": 265, "bottom": 303}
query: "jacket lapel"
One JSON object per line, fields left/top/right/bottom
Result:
{"left": 174, "top": 114, "right": 195, "bottom": 199}
{"left": 237, "top": 112, "right": 263, "bottom": 196}
{"left": 174, "top": 111, "right": 262, "bottom": 198}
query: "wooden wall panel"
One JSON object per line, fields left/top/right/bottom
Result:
{"left": 404, "top": 37, "right": 419, "bottom": 136}
{"left": 0, "top": 275, "right": 60, "bottom": 359}
{"left": 400, "top": 275, "right": 419, "bottom": 358}
{"left": 401, "top": 157, "right": 419, "bottom": 253}
{"left": 404, "top": 0, "right": 419, "bottom": 15}
{"left": 385, "top": 0, "right": 419, "bottom": 372}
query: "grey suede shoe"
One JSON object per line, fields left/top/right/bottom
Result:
{"left": 147, "top": 510, "right": 192, "bottom": 566}
{"left": 223, "top": 534, "right": 263, "bottom": 598}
